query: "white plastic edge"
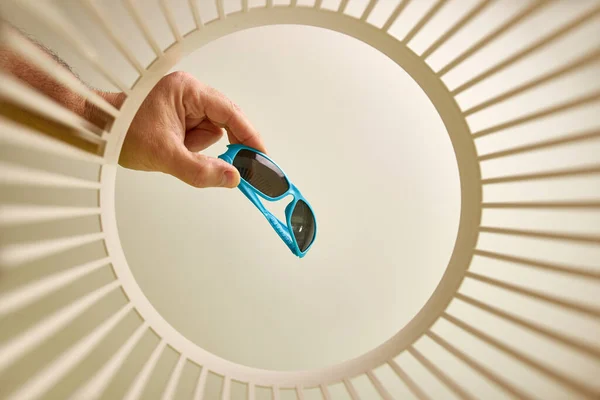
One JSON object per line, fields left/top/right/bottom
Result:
{"left": 100, "top": 7, "right": 481, "bottom": 388}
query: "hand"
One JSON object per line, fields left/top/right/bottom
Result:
{"left": 114, "top": 71, "right": 266, "bottom": 188}
{"left": 1, "top": 27, "right": 263, "bottom": 188}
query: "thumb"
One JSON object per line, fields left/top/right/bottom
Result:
{"left": 169, "top": 148, "right": 240, "bottom": 188}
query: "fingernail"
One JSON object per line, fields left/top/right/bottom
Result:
{"left": 221, "top": 170, "right": 234, "bottom": 187}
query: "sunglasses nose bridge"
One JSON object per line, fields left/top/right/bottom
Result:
{"left": 282, "top": 185, "right": 302, "bottom": 210}
{"left": 285, "top": 198, "right": 296, "bottom": 217}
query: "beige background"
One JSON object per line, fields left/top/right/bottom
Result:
{"left": 115, "top": 23, "right": 460, "bottom": 371}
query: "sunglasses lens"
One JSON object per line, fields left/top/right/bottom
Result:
{"left": 291, "top": 200, "right": 316, "bottom": 252}
{"left": 233, "top": 149, "right": 289, "bottom": 197}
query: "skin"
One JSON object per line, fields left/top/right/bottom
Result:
{"left": 1, "top": 24, "right": 266, "bottom": 189}
{"left": 105, "top": 72, "right": 267, "bottom": 188}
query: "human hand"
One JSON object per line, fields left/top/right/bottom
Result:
{"left": 115, "top": 71, "right": 266, "bottom": 188}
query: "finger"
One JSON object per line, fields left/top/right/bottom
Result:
{"left": 202, "top": 87, "right": 267, "bottom": 152}
{"left": 184, "top": 119, "right": 224, "bottom": 152}
{"left": 182, "top": 79, "right": 267, "bottom": 153}
{"left": 168, "top": 146, "right": 241, "bottom": 188}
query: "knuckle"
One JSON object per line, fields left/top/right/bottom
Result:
{"left": 191, "top": 163, "right": 209, "bottom": 188}
{"left": 167, "top": 70, "right": 189, "bottom": 81}
{"left": 229, "top": 98, "right": 240, "bottom": 112}
{"left": 162, "top": 71, "right": 191, "bottom": 89}
{"left": 224, "top": 98, "right": 239, "bottom": 125}
{"left": 204, "top": 85, "right": 221, "bottom": 99}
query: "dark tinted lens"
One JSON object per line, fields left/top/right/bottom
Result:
{"left": 291, "top": 200, "right": 316, "bottom": 252}
{"left": 233, "top": 149, "right": 289, "bottom": 197}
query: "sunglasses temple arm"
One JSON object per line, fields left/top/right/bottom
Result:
{"left": 265, "top": 214, "right": 296, "bottom": 253}
{"left": 237, "top": 184, "right": 296, "bottom": 253}
{"left": 238, "top": 185, "right": 296, "bottom": 253}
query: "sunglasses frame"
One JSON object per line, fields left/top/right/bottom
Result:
{"left": 219, "top": 144, "right": 317, "bottom": 257}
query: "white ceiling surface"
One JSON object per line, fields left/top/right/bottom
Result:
{"left": 115, "top": 25, "right": 460, "bottom": 371}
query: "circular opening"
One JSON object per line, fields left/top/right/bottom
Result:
{"left": 115, "top": 25, "right": 461, "bottom": 371}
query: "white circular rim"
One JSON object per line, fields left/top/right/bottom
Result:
{"left": 100, "top": 7, "right": 482, "bottom": 387}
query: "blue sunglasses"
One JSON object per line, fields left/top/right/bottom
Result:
{"left": 219, "top": 144, "right": 317, "bottom": 257}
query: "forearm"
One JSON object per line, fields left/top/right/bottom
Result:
{"left": 0, "top": 24, "right": 124, "bottom": 127}
{"left": 0, "top": 43, "right": 86, "bottom": 116}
